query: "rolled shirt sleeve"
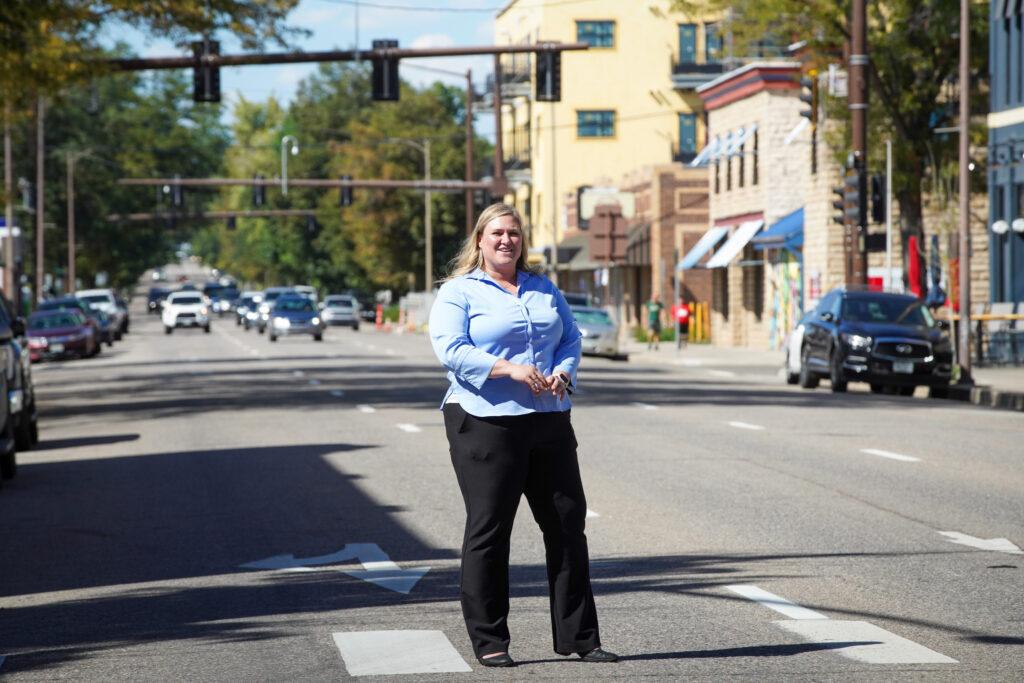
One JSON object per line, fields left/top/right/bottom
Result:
{"left": 429, "top": 282, "right": 501, "bottom": 390}
{"left": 550, "top": 286, "right": 582, "bottom": 386}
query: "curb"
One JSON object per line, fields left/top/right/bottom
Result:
{"left": 933, "top": 383, "right": 1024, "bottom": 413}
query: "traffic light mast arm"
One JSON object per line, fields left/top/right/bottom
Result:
{"left": 107, "top": 42, "right": 590, "bottom": 71}
{"left": 118, "top": 176, "right": 494, "bottom": 192}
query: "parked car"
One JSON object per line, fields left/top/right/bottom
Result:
{"left": 255, "top": 287, "right": 295, "bottom": 334}
{"left": 320, "top": 294, "right": 361, "bottom": 330}
{"left": 796, "top": 288, "right": 954, "bottom": 395}
{"left": 162, "top": 291, "right": 211, "bottom": 334}
{"left": 203, "top": 282, "right": 239, "bottom": 317}
{"left": 783, "top": 311, "right": 813, "bottom": 385}
{"left": 235, "top": 291, "right": 262, "bottom": 327}
{"left": 570, "top": 306, "right": 620, "bottom": 358}
{"left": 0, "top": 291, "right": 38, "bottom": 479}
{"left": 148, "top": 287, "right": 171, "bottom": 314}
{"left": 36, "top": 297, "right": 110, "bottom": 345}
{"left": 268, "top": 294, "right": 325, "bottom": 342}
{"left": 26, "top": 310, "right": 99, "bottom": 361}
{"left": 563, "top": 292, "right": 593, "bottom": 307}
{"left": 76, "top": 288, "right": 127, "bottom": 338}
{"left": 115, "top": 295, "right": 131, "bottom": 333}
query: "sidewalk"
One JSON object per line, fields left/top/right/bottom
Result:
{"left": 621, "top": 338, "right": 1024, "bottom": 413}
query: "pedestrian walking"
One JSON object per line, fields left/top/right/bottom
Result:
{"left": 646, "top": 294, "right": 664, "bottom": 350}
{"left": 428, "top": 202, "right": 617, "bottom": 669}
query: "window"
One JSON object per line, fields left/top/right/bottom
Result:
{"left": 705, "top": 23, "right": 723, "bottom": 63}
{"left": 725, "top": 152, "right": 732, "bottom": 191}
{"left": 678, "top": 113, "right": 697, "bottom": 159}
{"left": 752, "top": 130, "right": 759, "bottom": 185}
{"left": 714, "top": 159, "right": 720, "bottom": 194}
{"left": 577, "top": 21, "right": 614, "bottom": 48}
{"left": 738, "top": 138, "right": 745, "bottom": 188}
{"left": 577, "top": 110, "right": 614, "bottom": 137}
{"left": 678, "top": 24, "right": 696, "bottom": 63}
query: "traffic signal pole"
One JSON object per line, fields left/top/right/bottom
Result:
{"left": 957, "top": 0, "right": 973, "bottom": 382}
{"left": 3, "top": 106, "right": 13, "bottom": 296}
{"left": 849, "top": 0, "right": 868, "bottom": 286}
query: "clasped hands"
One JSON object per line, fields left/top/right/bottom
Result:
{"left": 491, "top": 360, "right": 569, "bottom": 399}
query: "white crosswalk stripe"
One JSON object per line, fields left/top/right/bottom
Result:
{"left": 333, "top": 630, "right": 471, "bottom": 676}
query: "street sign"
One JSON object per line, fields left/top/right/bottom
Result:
{"left": 240, "top": 543, "right": 430, "bottom": 594}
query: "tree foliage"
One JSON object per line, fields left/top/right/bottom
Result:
{"left": 671, "top": 0, "right": 989, "bottom": 242}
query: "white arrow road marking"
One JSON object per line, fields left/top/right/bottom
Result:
{"left": 333, "top": 630, "right": 471, "bottom": 676}
{"left": 727, "top": 585, "right": 828, "bottom": 620}
{"left": 631, "top": 402, "right": 658, "bottom": 410}
{"left": 938, "top": 531, "right": 1023, "bottom": 555}
{"left": 728, "top": 421, "right": 766, "bottom": 431}
{"left": 357, "top": 405, "right": 376, "bottom": 413}
{"left": 240, "top": 543, "right": 430, "bottom": 594}
{"left": 861, "top": 448, "right": 920, "bottom": 463}
{"left": 673, "top": 358, "right": 704, "bottom": 366}
{"left": 330, "top": 390, "right": 346, "bottom": 398}
{"left": 775, "top": 620, "right": 958, "bottom": 664}
{"left": 396, "top": 423, "right": 422, "bottom": 433}
{"left": 586, "top": 509, "right": 600, "bottom": 518}
{"left": 728, "top": 584, "right": 957, "bottom": 664}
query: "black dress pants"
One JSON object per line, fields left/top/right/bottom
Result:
{"left": 442, "top": 403, "right": 601, "bottom": 658}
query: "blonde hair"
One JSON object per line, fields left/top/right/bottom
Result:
{"left": 442, "top": 202, "right": 537, "bottom": 281}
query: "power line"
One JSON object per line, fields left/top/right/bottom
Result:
{"left": 319, "top": 0, "right": 605, "bottom": 14}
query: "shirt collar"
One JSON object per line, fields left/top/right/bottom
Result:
{"left": 468, "top": 267, "right": 531, "bottom": 284}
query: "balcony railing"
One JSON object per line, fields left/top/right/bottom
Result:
{"left": 672, "top": 145, "right": 697, "bottom": 165}
{"left": 670, "top": 59, "right": 727, "bottom": 90}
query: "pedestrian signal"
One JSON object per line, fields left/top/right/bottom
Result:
{"left": 536, "top": 49, "right": 561, "bottom": 102}
{"left": 191, "top": 40, "right": 221, "bottom": 103}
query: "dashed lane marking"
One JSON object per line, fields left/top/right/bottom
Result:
{"left": 396, "top": 423, "right": 422, "bottom": 433}
{"left": 860, "top": 448, "right": 920, "bottom": 463}
{"left": 708, "top": 369, "right": 737, "bottom": 378}
{"left": 673, "top": 358, "right": 704, "bottom": 366}
{"left": 631, "top": 402, "right": 658, "bottom": 410}
{"left": 386, "top": 349, "right": 397, "bottom": 356}
{"left": 586, "top": 509, "right": 600, "bottom": 518}
{"left": 726, "top": 585, "right": 828, "bottom": 620}
{"left": 333, "top": 630, "right": 471, "bottom": 676}
{"left": 357, "top": 405, "right": 376, "bottom": 413}
{"left": 727, "top": 584, "right": 957, "bottom": 664}
{"left": 293, "top": 370, "right": 305, "bottom": 377}
{"left": 728, "top": 421, "right": 765, "bottom": 431}
{"left": 330, "top": 390, "right": 346, "bottom": 398}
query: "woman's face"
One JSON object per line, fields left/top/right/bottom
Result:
{"left": 478, "top": 215, "right": 523, "bottom": 272}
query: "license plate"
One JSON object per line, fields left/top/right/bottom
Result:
{"left": 893, "top": 360, "right": 913, "bottom": 374}
{"left": 50, "top": 343, "right": 64, "bottom": 353}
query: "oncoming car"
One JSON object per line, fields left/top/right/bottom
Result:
{"left": 162, "top": 292, "right": 211, "bottom": 334}
{"left": 570, "top": 306, "right": 620, "bottom": 358}
{"left": 268, "top": 295, "right": 325, "bottom": 342}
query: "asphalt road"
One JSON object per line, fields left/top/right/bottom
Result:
{"left": 0, "top": 295, "right": 1021, "bottom": 681}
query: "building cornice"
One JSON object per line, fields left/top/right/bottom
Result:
{"left": 697, "top": 61, "right": 801, "bottom": 111}
{"left": 988, "top": 106, "right": 1024, "bottom": 130}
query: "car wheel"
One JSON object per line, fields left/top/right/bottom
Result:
{"left": 829, "top": 349, "right": 848, "bottom": 393}
{"left": 165, "top": 326, "right": 172, "bottom": 335}
{"left": 204, "top": 325, "right": 211, "bottom": 333}
{"left": 798, "top": 346, "right": 819, "bottom": 389}
{"left": 94, "top": 340, "right": 102, "bottom": 356}
{"left": 106, "top": 337, "right": 114, "bottom": 347}
{"left": 898, "top": 385, "right": 916, "bottom": 397}
{"left": 870, "top": 383, "right": 885, "bottom": 394}
{"left": 314, "top": 334, "right": 323, "bottom": 342}
{"left": 929, "top": 385, "right": 950, "bottom": 399}
{"left": 236, "top": 318, "right": 241, "bottom": 326}
{"left": 1, "top": 414, "right": 16, "bottom": 480}
{"left": 15, "top": 402, "right": 35, "bottom": 452}
{"left": 257, "top": 327, "right": 265, "bottom": 335}
{"left": 269, "top": 334, "right": 277, "bottom": 342}
{"left": 784, "top": 352, "right": 799, "bottom": 385}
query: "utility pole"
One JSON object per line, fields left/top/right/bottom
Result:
{"left": 281, "top": 135, "right": 299, "bottom": 195}
{"left": 66, "top": 152, "right": 77, "bottom": 294}
{"left": 35, "top": 96, "right": 45, "bottom": 303}
{"left": 848, "top": 0, "right": 868, "bottom": 285}
{"left": 957, "top": 0, "right": 973, "bottom": 383}
{"left": 465, "top": 68, "right": 474, "bottom": 236}
{"left": 549, "top": 103, "right": 558, "bottom": 287}
{"left": 424, "top": 138, "right": 432, "bottom": 291}
{"left": 3, "top": 105, "right": 13, "bottom": 296}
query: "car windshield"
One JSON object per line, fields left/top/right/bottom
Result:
{"left": 240, "top": 297, "right": 255, "bottom": 307}
{"left": 275, "top": 298, "right": 314, "bottom": 312}
{"left": 29, "top": 312, "right": 82, "bottom": 329}
{"left": 264, "top": 290, "right": 291, "bottom": 301}
{"left": 38, "top": 300, "right": 82, "bottom": 311}
{"left": 842, "top": 298, "right": 934, "bottom": 327}
{"left": 79, "top": 294, "right": 109, "bottom": 304}
{"left": 326, "top": 297, "right": 355, "bottom": 307}
{"left": 573, "top": 309, "right": 613, "bottom": 325}
{"left": 172, "top": 296, "right": 203, "bottom": 305}
{"left": 148, "top": 288, "right": 169, "bottom": 298}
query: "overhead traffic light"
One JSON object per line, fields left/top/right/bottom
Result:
{"left": 535, "top": 49, "right": 562, "bottom": 102}
{"left": 870, "top": 174, "right": 885, "bottom": 224}
{"left": 191, "top": 39, "right": 221, "bottom": 103}
{"left": 339, "top": 175, "right": 353, "bottom": 207}
{"left": 831, "top": 182, "right": 846, "bottom": 226}
{"left": 799, "top": 71, "right": 818, "bottom": 125}
{"left": 306, "top": 215, "right": 318, "bottom": 235}
{"left": 371, "top": 39, "right": 400, "bottom": 101}
{"left": 253, "top": 174, "right": 266, "bottom": 207}
{"left": 227, "top": 216, "right": 236, "bottom": 231}
{"left": 832, "top": 167, "right": 865, "bottom": 227}
{"left": 171, "top": 175, "right": 184, "bottom": 208}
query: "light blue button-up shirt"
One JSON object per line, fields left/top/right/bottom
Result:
{"left": 428, "top": 268, "right": 582, "bottom": 416}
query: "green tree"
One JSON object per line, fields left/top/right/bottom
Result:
{"left": 673, "top": 0, "right": 989, "bottom": 282}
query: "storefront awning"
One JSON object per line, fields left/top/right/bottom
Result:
{"left": 705, "top": 219, "right": 764, "bottom": 268}
{"left": 677, "top": 226, "right": 728, "bottom": 270}
{"left": 752, "top": 208, "right": 803, "bottom": 251}
{"left": 689, "top": 136, "right": 721, "bottom": 167}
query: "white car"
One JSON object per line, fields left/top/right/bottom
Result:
{"left": 783, "top": 312, "right": 811, "bottom": 384}
{"left": 320, "top": 295, "right": 361, "bottom": 330}
{"left": 77, "top": 288, "right": 126, "bottom": 337}
{"left": 162, "top": 292, "right": 210, "bottom": 334}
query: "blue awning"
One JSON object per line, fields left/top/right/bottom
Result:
{"left": 677, "top": 226, "right": 728, "bottom": 270}
{"left": 752, "top": 208, "right": 803, "bottom": 251}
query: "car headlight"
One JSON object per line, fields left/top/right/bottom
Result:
{"left": 841, "top": 333, "right": 872, "bottom": 350}
{"left": 274, "top": 317, "right": 290, "bottom": 328}
{"left": 200, "top": 307, "right": 209, "bottom": 315}
{"left": 28, "top": 336, "right": 48, "bottom": 346}
{"left": 311, "top": 317, "right": 320, "bottom": 325}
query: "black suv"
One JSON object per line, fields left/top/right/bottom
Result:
{"left": 798, "top": 288, "right": 953, "bottom": 395}
{"left": 0, "top": 291, "right": 36, "bottom": 485}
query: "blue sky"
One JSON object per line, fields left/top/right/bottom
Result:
{"left": 112, "top": 0, "right": 502, "bottom": 136}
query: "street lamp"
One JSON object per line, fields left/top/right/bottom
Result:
{"left": 281, "top": 135, "right": 299, "bottom": 196}
{"left": 387, "top": 137, "right": 432, "bottom": 291}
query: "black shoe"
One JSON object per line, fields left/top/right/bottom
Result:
{"left": 477, "top": 653, "right": 515, "bottom": 668}
{"left": 579, "top": 647, "right": 618, "bottom": 663}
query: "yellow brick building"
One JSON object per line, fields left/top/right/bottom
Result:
{"left": 493, "top": 0, "right": 725, "bottom": 264}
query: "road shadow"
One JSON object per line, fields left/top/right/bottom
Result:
{"left": 32, "top": 433, "right": 140, "bottom": 451}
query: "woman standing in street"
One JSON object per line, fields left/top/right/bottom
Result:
{"left": 428, "top": 203, "right": 617, "bottom": 668}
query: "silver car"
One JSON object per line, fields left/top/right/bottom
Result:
{"left": 320, "top": 295, "right": 361, "bottom": 330}
{"left": 570, "top": 306, "right": 620, "bottom": 358}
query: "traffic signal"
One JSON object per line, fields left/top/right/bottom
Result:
{"left": 870, "top": 174, "right": 885, "bottom": 223}
{"left": 171, "top": 175, "right": 184, "bottom": 208}
{"left": 536, "top": 49, "right": 561, "bottom": 102}
{"left": 253, "top": 174, "right": 266, "bottom": 207}
{"left": 227, "top": 216, "right": 236, "bottom": 231}
{"left": 371, "top": 39, "right": 400, "bottom": 101}
{"left": 799, "top": 71, "right": 818, "bottom": 125}
{"left": 339, "top": 175, "right": 353, "bottom": 207}
{"left": 831, "top": 181, "right": 846, "bottom": 226}
{"left": 306, "top": 215, "right": 318, "bottom": 235}
{"left": 191, "top": 40, "right": 221, "bottom": 103}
